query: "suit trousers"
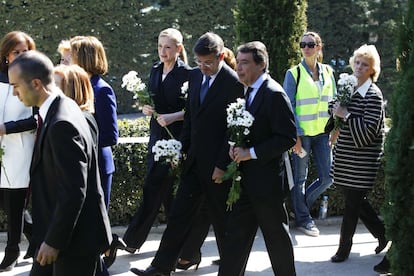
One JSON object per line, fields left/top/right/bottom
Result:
{"left": 219, "top": 191, "right": 296, "bottom": 276}
{"left": 99, "top": 172, "right": 112, "bottom": 209}
{"left": 0, "top": 188, "right": 27, "bottom": 253}
{"left": 337, "top": 187, "right": 385, "bottom": 255}
{"left": 152, "top": 164, "right": 229, "bottom": 271}
{"left": 123, "top": 163, "right": 174, "bottom": 249}
{"left": 29, "top": 254, "right": 99, "bottom": 276}
{"left": 178, "top": 201, "right": 210, "bottom": 262}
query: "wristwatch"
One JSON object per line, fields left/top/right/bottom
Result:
{"left": 344, "top": 112, "right": 351, "bottom": 122}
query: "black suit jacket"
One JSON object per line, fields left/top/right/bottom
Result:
{"left": 241, "top": 76, "right": 296, "bottom": 199}
{"left": 181, "top": 63, "right": 244, "bottom": 179}
{"left": 30, "top": 94, "right": 112, "bottom": 256}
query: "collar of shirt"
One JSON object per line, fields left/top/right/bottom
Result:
{"left": 301, "top": 60, "right": 324, "bottom": 84}
{"left": 246, "top": 73, "right": 267, "bottom": 99}
{"left": 354, "top": 78, "right": 372, "bottom": 98}
{"left": 39, "top": 89, "right": 59, "bottom": 120}
{"left": 203, "top": 61, "right": 224, "bottom": 85}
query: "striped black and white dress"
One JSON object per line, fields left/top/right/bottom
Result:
{"left": 331, "top": 80, "right": 385, "bottom": 190}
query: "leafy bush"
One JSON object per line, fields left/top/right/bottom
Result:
{"left": 383, "top": 0, "right": 414, "bottom": 272}
{"left": 109, "top": 117, "right": 150, "bottom": 225}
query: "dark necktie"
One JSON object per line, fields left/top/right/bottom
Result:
{"left": 36, "top": 114, "right": 43, "bottom": 141}
{"left": 28, "top": 114, "right": 43, "bottom": 207}
{"left": 199, "top": 75, "right": 211, "bottom": 104}
{"left": 245, "top": 86, "right": 253, "bottom": 109}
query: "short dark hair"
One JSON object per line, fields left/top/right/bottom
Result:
{"left": 237, "top": 41, "right": 269, "bottom": 73}
{"left": 193, "top": 32, "right": 224, "bottom": 57}
{"left": 9, "top": 50, "right": 54, "bottom": 86}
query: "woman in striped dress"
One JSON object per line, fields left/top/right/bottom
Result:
{"left": 330, "top": 44, "right": 388, "bottom": 263}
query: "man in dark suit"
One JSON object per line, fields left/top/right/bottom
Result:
{"left": 218, "top": 41, "right": 297, "bottom": 276}
{"left": 8, "top": 50, "right": 112, "bottom": 276}
{"left": 131, "top": 32, "right": 244, "bottom": 276}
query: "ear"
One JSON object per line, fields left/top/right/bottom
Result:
{"left": 218, "top": 52, "right": 225, "bottom": 61}
{"left": 176, "top": 44, "right": 183, "bottom": 53}
{"left": 31, "top": 78, "right": 43, "bottom": 90}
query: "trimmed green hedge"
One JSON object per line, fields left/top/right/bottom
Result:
{"left": 109, "top": 118, "right": 150, "bottom": 225}
{"left": 0, "top": 117, "right": 386, "bottom": 229}
{"left": 109, "top": 118, "right": 386, "bottom": 225}
{"left": 287, "top": 152, "right": 385, "bottom": 219}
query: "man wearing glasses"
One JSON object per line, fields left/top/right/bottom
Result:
{"left": 131, "top": 32, "right": 244, "bottom": 276}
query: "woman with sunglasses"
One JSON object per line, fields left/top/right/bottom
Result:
{"left": 283, "top": 31, "right": 336, "bottom": 237}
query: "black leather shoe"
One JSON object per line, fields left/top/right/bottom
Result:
{"left": 375, "top": 237, "right": 389, "bottom": 254}
{"left": 124, "top": 246, "right": 138, "bottom": 254}
{"left": 103, "top": 234, "right": 127, "bottom": 268}
{"left": 130, "top": 266, "right": 171, "bottom": 276}
{"left": 212, "top": 259, "right": 220, "bottom": 265}
{"left": 373, "top": 256, "right": 390, "bottom": 273}
{"left": 0, "top": 251, "right": 19, "bottom": 272}
{"left": 331, "top": 253, "right": 349, "bottom": 263}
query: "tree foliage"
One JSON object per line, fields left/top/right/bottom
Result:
{"left": 0, "top": 0, "right": 236, "bottom": 113}
{"left": 307, "top": 0, "right": 403, "bottom": 103}
{"left": 234, "top": 0, "right": 307, "bottom": 82}
{"left": 308, "top": 0, "right": 369, "bottom": 73}
{"left": 383, "top": 0, "right": 414, "bottom": 273}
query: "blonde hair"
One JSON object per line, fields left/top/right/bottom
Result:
{"left": 302, "top": 31, "right": 323, "bottom": 63}
{"left": 57, "top": 39, "right": 70, "bottom": 55}
{"left": 158, "top": 28, "right": 188, "bottom": 64}
{"left": 70, "top": 36, "right": 108, "bottom": 75}
{"left": 54, "top": 64, "right": 95, "bottom": 112}
{"left": 349, "top": 44, "right": 381, "bottom": 82}
{"left": 223, "top": 47, "right": 236, "bottom": 70}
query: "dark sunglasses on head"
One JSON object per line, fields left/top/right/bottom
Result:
{"left": 299, "top": 42, "right": 317, "bottom": 48}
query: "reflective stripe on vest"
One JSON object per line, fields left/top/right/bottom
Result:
{"left": 290, "top": 63, "right": 334, "bottom": 136}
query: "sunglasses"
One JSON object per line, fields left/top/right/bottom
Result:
{"left": 299, "top": 42, "right": 318, "bottom": 49}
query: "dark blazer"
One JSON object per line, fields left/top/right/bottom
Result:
{"left": 146, "top": 59, "right": 191, "bottom": 171}
{"left": 91, "top": 75, "right": 118, "bottom": 175}
{"left": 241, "top": 76, "right": 296, "bottom": 199}
{"left": 30, "top": 94, "right": 112, "bottom": 256}
{"left": 219, "top": 76, "right": 297, "bottom": 276}
{"left": 181, "top": 63, "right": 244, "bottom": 179}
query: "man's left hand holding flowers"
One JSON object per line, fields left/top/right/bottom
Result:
{"left": 221, "top": 98, "right": 254, "bottom": 210}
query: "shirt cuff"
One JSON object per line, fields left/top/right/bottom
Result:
{"left": 344, "top": 112, "right": 351, "bottom": 122}
{"left": 249, "top": 147, "right": 257, "bottom": 159}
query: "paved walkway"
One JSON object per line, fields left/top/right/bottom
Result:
{"left": 1, "top": 216, "right": 387, "bottom": 276}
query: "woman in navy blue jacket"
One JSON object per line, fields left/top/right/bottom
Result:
{"left": 70, "top": 36, "right": 119, "bottom": 209}
{"left": 122, "top": 28, "right": 191, "bottom": 256}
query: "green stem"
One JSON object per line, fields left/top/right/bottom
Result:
{"left": 152, "top": 112, "right": 175, "bottom": 139}
{"left": 1, "top": 164, "right": 11, "bottom": 186}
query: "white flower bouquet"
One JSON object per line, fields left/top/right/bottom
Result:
{"left": 222, "top": 98, "right": 255, "bottom": 210}
{"left": 122, "top": 70, "right": 176, "bottom": 138}
{"left": 180, "top": 81, "right": 189, "bottom": 99}
{"left": 152, "top": 139, "right": 182, "bottom": 167}
{"left": 334, "top": 73, "right": 357, "bottom": 129}
{"left": 152, "top": 139, "right": 183, "bottom": 193}
{"left": 121, "top": 70, "right": 152, "bottom": 106}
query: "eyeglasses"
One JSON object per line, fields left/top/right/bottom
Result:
{"left": 299, "top": 42, "right": 318, "bottom": 49}
{"left": 194, "top": 59, "right": 215, "bottom": 68}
